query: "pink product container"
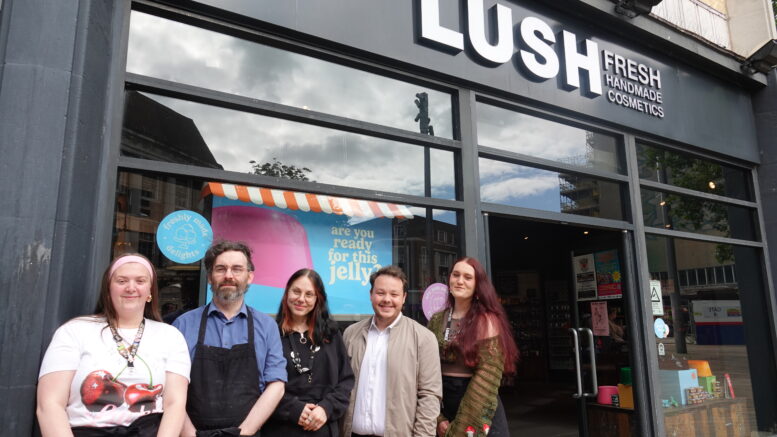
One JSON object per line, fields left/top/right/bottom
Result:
{"left": 597, "top": 386, "right": 619, "bottom": 405}
{"left": 211, "top": 206, "right": 313, "bottom": 288}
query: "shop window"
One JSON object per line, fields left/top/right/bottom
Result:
{"left": 126, "top": 11, "right": 454, "bottom": 139}
{"left": 645, "top": 236, "right": 777, "bottom": 435}
{"left": 637, "top": 143, "right": 753, "bottom": 201}
{"left": 476, "top": 102, "right": 625, "bottom": 174}
{"left": 641, "top": 188, "right": 759, "bottom": 240}
{"left": 120, "top": 91, "right": 456, "bottom": 199}
{"left": 479, "top": 158, "right": 627, "bottom": 220}
{"left": 112, "top": 170, "right": 460, "bottom": 324}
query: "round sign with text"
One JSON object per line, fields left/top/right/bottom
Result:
{"left": 422, "top": 283, "right": 450, "bottom": 320}
{"left": 156, "top": 210, "right": 213, "bottom": 264}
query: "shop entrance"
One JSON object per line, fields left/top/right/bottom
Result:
{"left": 489, "top": 216, "right": 635, "bottom": 437}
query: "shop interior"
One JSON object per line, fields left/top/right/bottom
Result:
{"left": 489, "top": 216, "right": 634, "bottom": 437}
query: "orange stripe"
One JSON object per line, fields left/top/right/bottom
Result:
{"left": 201, "top": 183, "right": 215, "bottom": 198}
{"left": 349, "top": 199, "right": 364, "bottom": 216}
{"left": 387, "top": 202, "right": 402, "bottom": 217}
{"left": 306, "top": 193, "right": 322, "bottom": 212}
{"left": 367, "top": 202, "right": 384, "bottom": 217}
{"left": 260, "top": 188, "right": 275, "bottom": 207}
{"left": 209, "top": 182, "right": 226, "bottom": 198}
{"left": 329, "top": 198, "right": 343, "bottom": 215}
{"left": 235, "top": 185, "right": 251, "bottom": 203}
{"left": 283, "top": 191, "right": 299, "bottom": 210}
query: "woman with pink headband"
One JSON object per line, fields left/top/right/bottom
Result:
{"left": 37, "top": 253, "right": 191, "bottom": 436}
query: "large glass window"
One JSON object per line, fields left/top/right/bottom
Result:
{"left": 127, "top": 11, "right": 454, "bottom": 139}
{"left": 637, "top": 143, "right": 753, "bottom": 201}
{"left": 646, "top": 236, "right": 777, "bottom": 435}
{"left": 113, "top": 170, "right": 461, "bottom": 323}
{"left": 477, "top": 102, "right": 625, "bottom": 174}
{"left": 479, "top": 158, "right": 627, "bottom": 220}
{"left": 121, "top": 91, "right": 456, "bottom": 199}
{"left": 641, "top": 188, "right": 759, "bottom": 240}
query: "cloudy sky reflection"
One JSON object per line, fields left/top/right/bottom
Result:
{"left": 127, "top": 11, "right": 453, "bottom": 138}
{"left": 139, "top": 93, "right": 456, "bottom": 199}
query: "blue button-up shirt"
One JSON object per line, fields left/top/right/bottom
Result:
{"left": 173, "top": 303, "right": 287, "bottom": 391}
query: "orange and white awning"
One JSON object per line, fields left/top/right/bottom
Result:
{"left": 203, "top": 182, "right": 414, "bottom": 219}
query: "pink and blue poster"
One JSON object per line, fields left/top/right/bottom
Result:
{"left": 209, "top": 196, "right": 393, "bottom": 314}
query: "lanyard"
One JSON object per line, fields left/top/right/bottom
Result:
{"left": 443, "top": 308, "right": 454, "bottom": 341}
{"left": 109, "top": 319, "right": 145, "bottom": 368}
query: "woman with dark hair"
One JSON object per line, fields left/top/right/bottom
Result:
{"left": 37, "top": 253, "right": 190, "bottom": 436}
{"left": 263, "top": 269, "right": 354, "bottom": 437}
{"left": 428, "top": 257, "right": 519, "bottom": 437}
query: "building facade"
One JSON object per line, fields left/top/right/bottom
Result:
{"left": 2, "top": 0, "right": 777, "bottom": 436}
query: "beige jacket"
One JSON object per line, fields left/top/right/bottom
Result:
{"left": 341, "top": 315, "right": 442, "bottom": 437}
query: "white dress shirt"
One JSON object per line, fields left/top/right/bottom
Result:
{"left": 351, "top": 314, "right": 402, "bottom": 436}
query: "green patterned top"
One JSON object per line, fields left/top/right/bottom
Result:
{"left": 428, "top": 309, "right": 505, "bottom": 437}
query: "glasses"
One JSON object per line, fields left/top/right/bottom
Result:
{"left": 212, "top": 265, "right": 248, "bottom": 276}
{"left": 289, "top": 289, "right": 316, "bottom": 301}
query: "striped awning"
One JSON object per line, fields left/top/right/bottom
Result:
{"left": 203, "top": 182, "right": 414, "bottom": 219}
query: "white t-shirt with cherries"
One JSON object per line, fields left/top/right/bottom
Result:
{"left": 39, "top": 317, "right": 191, "bottom": 428}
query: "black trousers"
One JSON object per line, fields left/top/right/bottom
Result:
{"left": 441, "top": 375, "right": 510, "bottom": 436}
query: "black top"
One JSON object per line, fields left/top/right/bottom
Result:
{"left": 263, "top": 324, "right": 354, "bottom": 437}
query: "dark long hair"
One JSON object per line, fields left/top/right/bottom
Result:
{"left": 447, "top": 257, "right": 519, "bottom": 375}
{"left": 95, "top": 253, "right": 162, "bottom": 327}
{"left": 276, "top": 269, "right": 336, "bottom": 345}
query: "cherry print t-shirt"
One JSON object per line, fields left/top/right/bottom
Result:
{"left": 39, "top": 317, "right": 191, "bottom": 428}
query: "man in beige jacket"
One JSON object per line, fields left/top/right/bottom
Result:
{"left": 341, "top": 265, "right": 442, "bottom": 437}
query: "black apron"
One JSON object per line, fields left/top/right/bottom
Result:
{"left": 187, "top": 304, "right": 262, "bottom": 436}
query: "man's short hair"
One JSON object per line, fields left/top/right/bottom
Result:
{"left": 369, "top": 265, "right": 408, "bottom": 294}
{"left": 204, "top": 240, "right": 255, "bottom": 273}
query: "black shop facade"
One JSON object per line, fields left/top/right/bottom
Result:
{"left": 5, "top": 0, "right": 777, "bottom": 436}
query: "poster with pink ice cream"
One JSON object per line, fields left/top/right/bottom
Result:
{"left": 210, "top": 196, "right": 393, "bottom": 314}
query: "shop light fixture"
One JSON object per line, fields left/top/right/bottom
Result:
{"left": 741, "top": 39, "right": 777, "bottom": 74}
{"left": 708, "top": 181, "right": 716, "bottom": 189}
{"left": 523, "top": 236, "right": 529, "bottom": 240}
{"left": 613, "top": 0, "right": 663, "bottom": 18}
{"left": 664, "top": 224, "right": 672, "bottom": 228}
{"left": 583, "top": 231, "right": 590, "bottom": 235}
{"left": 659, "top": 200, "right": 666, "bottom": 206}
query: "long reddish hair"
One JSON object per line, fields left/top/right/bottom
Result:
{"left": 447, "top": 257, "right": 519, "bottom": 375}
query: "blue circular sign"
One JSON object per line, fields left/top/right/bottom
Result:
{"left": 654, "top": 318, "right": 670, "bottom": 339}
{"left": 156, "top": 210, "right": 213, "bottom": 264}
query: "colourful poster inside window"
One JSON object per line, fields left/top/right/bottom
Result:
{"left": 209, "top": 196, "right": 393, "bottom": 314}
{"left": 594, "top": 249, "right": 622, "bottom": 299}
{"left": 591, "top": 301, "right": 609, "bottom": 336}
{"left": 573, "top": 253, "right": 597, "bottom": 301}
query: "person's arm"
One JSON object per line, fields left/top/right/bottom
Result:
{"left": 414, "top": 329, "right": 443, "bottom": 437}
{"left": 157, "top": 372, "right": 189, "bottom": 437}
{"left": 315, "top": 332, "right": 355, "bottom": 423}
{"left": 37, "top": 370, "right": 76, "bottom": 437}
{"left": 444, "top": 318, "right": 504, "bottom": 437}
{"left": 179, "top": 414, "right": 197, "bottom": 437}
{"left": 237, "top": 380, "right": 285, "bottom": 435}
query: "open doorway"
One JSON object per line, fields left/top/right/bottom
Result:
{"left": 489, "top": 216, "right": 635, "bottom": 437}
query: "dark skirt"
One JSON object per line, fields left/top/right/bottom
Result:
{"left": 442, "top": 375, "right": 510, "bottom": 437}
{"left": 71, "top": 413, "right": 162, "bottom": 437}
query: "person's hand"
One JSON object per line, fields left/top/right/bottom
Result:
{"left": 437, "top": 420, "right": 450, "bottom": 437}
{"left": 297, "top": 403, "right": 315, "bottom": 428}
{"left": 300, "top": 404, "right": 327, "bottom": 431}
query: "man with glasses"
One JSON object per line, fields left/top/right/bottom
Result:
{"left": 174, "top": 240, "right": 286, "bottom": 436}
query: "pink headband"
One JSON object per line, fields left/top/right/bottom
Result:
{"left": 109, "top": 255, "right": 155, "bottom": 279}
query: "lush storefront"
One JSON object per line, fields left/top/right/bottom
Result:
{"left": 2, "top": 0, "right": 777, "bottom": 435}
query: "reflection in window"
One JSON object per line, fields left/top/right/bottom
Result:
{"left": 113, "top": 171, "right": 461, "bottom": 324}
{"left": 127, "top": 11, "right": 454, "bottom": 139}
{"left": 479, "top": 159, "right": 626, "bottom": 220}
{"left": 646, "top": 236, "right": 776, "bottom": 435}
{"left": 637, "top": 143, "right": 753, "bottom": 201}
{"left": 120, "top": 92, "right": 456, "bottom": 198}
{"left": 641, "top": 188, "right": 758, "bottom": 241}
{"left": 476, "top": 103, "right": 624, "bottom": 174}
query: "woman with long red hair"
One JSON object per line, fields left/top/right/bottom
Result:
{"left": 428, "top": 257, "right": 518, "bottom": 437}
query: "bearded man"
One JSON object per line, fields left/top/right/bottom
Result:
{"left": 173, "top": 240, "right": 286, "bottom": 436}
